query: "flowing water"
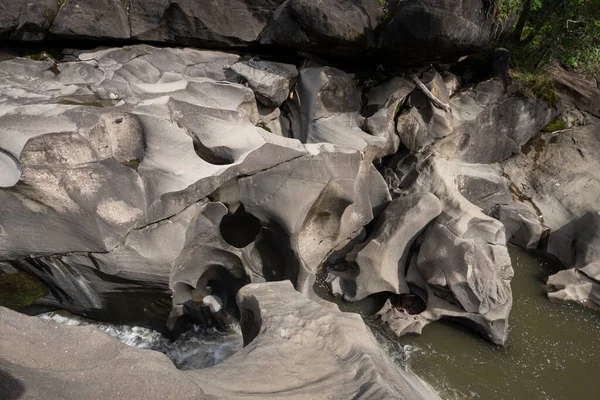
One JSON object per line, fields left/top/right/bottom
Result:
{"left": 38, "top": 245, "right": 599, "bottom": 398}
{"left": 397, "top": 245, "right": 600, "bottom": 400}
{"left": 39, "top": 311, "right": 243, "bottom": 370}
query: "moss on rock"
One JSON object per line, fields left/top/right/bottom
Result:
{"left": 0, "top": 272, "right": 48, "bottom": 310}
{"left": 542, "top": 117, "right": 567, "bottom": 132}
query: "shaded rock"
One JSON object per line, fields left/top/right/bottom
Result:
{"left": 396, "top": 69, "right": 453, "bottom": 152}
{"left": 260, "top": 0, "right": 384, "bottom": 56}
{"left": 0, "top": 281, "right": 440, "bottom": 399}
{"left": 503, "top": 115, "right": 600, "bottom": 308}
{"left": 380, "top": 0, "right": 498, "bottom": 63}
{"left": 130, "top": 0, "right": 284, "bottom": 46}
{"left": 491, "top": 47, "right": 510, "bottom": 80}
{"left": 0, "top": 0, "right": 25, "bottom": 35}
{"left": 52, "top": 0, "right": 131, "bottom": 40}
{"left": 548, "top": 65, "right": 600, "bottom": 117}
{"left": 435, "top": 79, "right": 558, "bottom": 163}
{"left": 230, "top": 59, "right": 298, "bottom": 107}
{"left": 334, "top": 193, "right": 442, "bottom": 302}
{"left": 10, "top": 0, "right": 56, "bottom": 41}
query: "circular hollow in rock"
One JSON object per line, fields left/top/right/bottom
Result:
{"left": 219, "top": 206, "right": 261, "bottom": 248}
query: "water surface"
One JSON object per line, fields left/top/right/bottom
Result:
{"left": 399, "top": 245, "right": 600, "bottom": 400}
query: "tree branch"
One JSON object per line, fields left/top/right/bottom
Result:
{"left": 410, "top": 74, "right": 451, "bottom": 112}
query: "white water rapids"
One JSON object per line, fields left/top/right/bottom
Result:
{"left": 39, "top": 311, "right": 243, "bottom": 370}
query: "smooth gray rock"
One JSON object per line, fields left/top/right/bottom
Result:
{"left": 288, "top": 65, "right": 388, "bottom": 156}
{"left": 365, "top": 76, "right": 415, "bottom": 156}
{"left": 230, "top": 59, "right": 298, "bottom": 107}
{"left": 386, "top": 157, "right": 514, "bottom": 345}
{"left": 0, "top": 281, "right": 440, "bottom": 399}
{"left": 0, "top": 45, "right": 401, "bottom": 328}
{"left": 333, "top": 193, "right": 442, "bottom": 302}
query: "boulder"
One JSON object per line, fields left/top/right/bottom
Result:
{"left": 332, "top": 193, "right": 442, "bottom": 302}
{"left": 396, "top": 69, "right": 453, "bottom": 152}
{"left": 435, "top": 79, "right": 558, "bottom": 163}
{"left": 9, "top": 0, "right": 56, "bottom": 41}
{"left": 379, "top": 0, "right": 499, "bottom": 63}
{"left": 377, "top": 157, "right": 514, "bottom": 345}
{"left": 0, "top": 281, "right": 441, "bottom": 399}
{"left": 130, "top": 0, "right": 285, "bottom": 46}
{"left": 503, "top": 113, "right": 600, "bottom": 308}
{"left": 230, "top": 59, "right": 298, "bottom": 107}
{"left": 547, "top": 267, "right": 600, "bottom": 308}
{"left": 260, "top": 0, "right": 384, "bottom": 56}
{"left": 52, "top": 0, "right": 131, "bottom": 40}
{"left": 548, "top": 65, "right": 600, "bottom": 117}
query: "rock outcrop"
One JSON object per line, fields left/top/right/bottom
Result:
{"left": 502, "top": 117, "right": 600, "bottom": 308}
{"left": 0, "top": 281, "right": 440, "bottom": 399}
{"left": 0, "top": 45, "right": 393, "bottom": 330}
{"left": 2, "top": 0, "right": 500, "bottom": 64}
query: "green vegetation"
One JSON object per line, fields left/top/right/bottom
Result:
{"left": 510, "top": 69, "right": 559, "bottom": 105}
{"left": 542, "top": 117, "right": 567, "bottom": 131}
{"left": 0, "top": 272, "right": 48, "bottom": 310}
{"left": 24, "top": 51, "right": 56, "bottom": 61}
{"left": 495, "top": 0, "right": 600, "bottom": 72}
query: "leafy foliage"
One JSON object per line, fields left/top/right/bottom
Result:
{"left": 497, "top": 0, "right": 600, "bottom": 72}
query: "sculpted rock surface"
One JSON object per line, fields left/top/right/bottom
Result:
{"left": 0, "top": 45, "right": 392, "bottom": 328}
{"left": 0, "top": 281, "right": 440, "bottom": 399}
{"left": 331, "top": 193, "right": 442, "bottom": 302}
{"left": 502, "top": 117, "right": 600, "bottom": 307}
{"left": 374, "top": 156, "right": 514, "bottom": 345}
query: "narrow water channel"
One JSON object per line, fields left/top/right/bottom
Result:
{"left": 399, "top": 245, "right": 600, "bottom": 400}
{"left": 39, "top": 312, "right": 243, "bottom": 370}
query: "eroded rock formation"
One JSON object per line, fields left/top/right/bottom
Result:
{"left": 0, "top": 281, "right": 440, "bottom": 399}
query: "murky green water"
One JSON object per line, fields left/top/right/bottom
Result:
{"left": 400, "top": 245, "right": 600, "bottom": 400}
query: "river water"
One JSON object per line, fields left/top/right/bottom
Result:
{"left": 397, "top": 245, "right": 600, "bottom": 400}
{"left": 39, "top": 245, "right": 599, "bottom": 398}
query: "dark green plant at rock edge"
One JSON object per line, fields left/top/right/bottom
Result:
{"left": 0, "top": 272, "right": 48, "bottom": 310}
